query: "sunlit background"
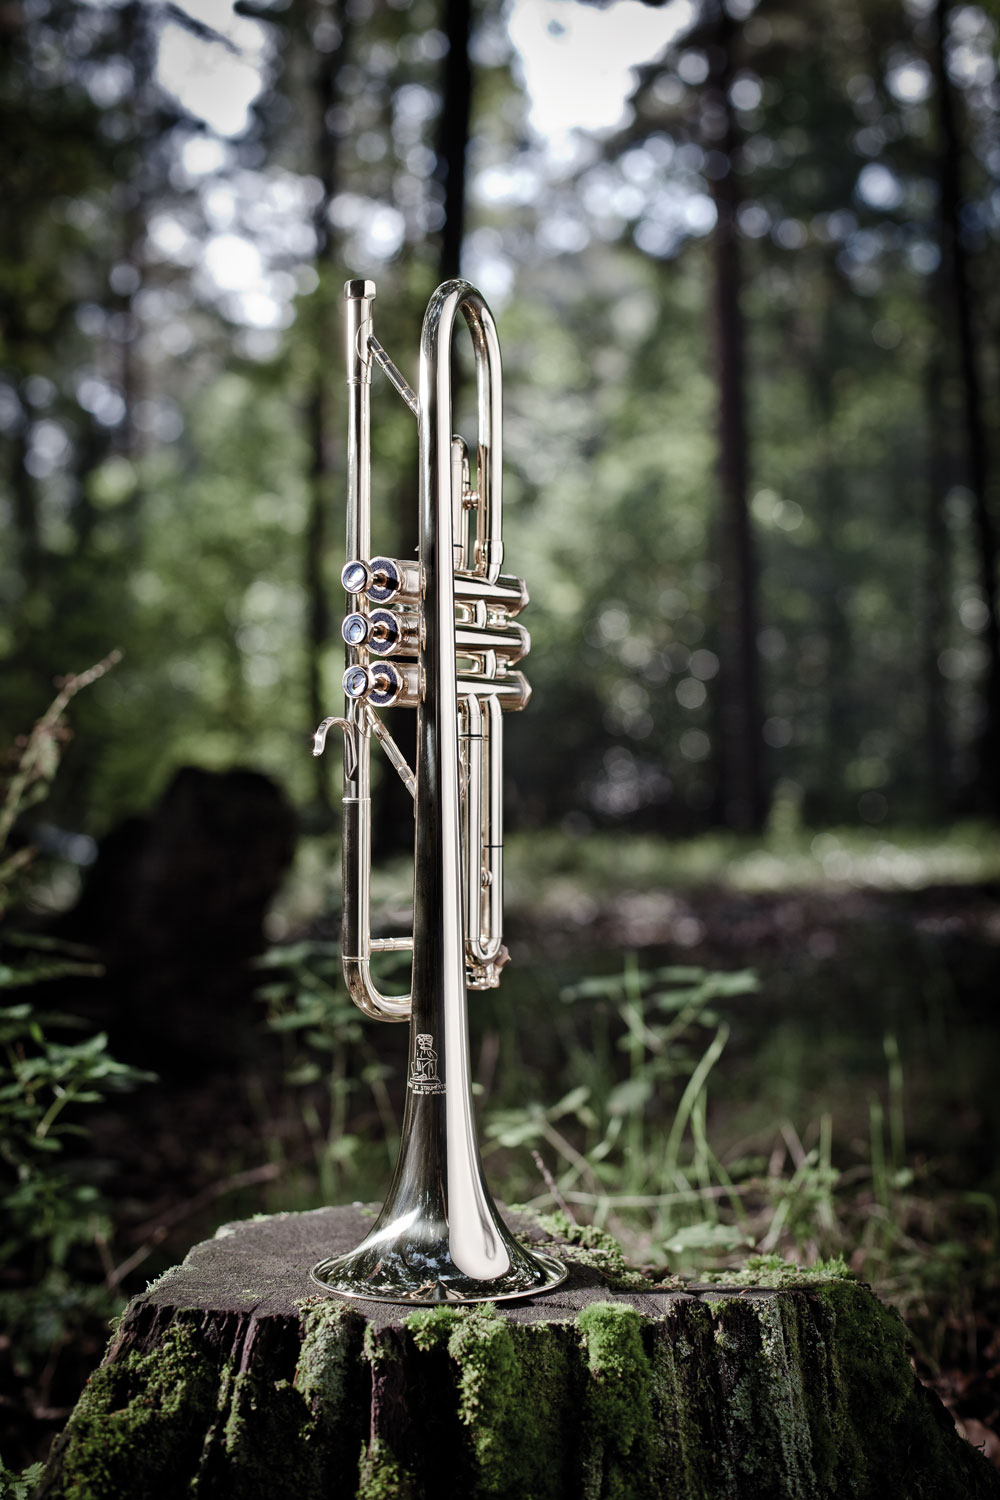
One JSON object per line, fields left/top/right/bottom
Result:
{"left": 5, "top": 0, "right": 999, "bottom": 873}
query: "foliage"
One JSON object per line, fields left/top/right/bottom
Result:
{"left": 1, "top": 0, "right": 998, "bottom": 836}
{"left": 0, "top": 1457, "right": 45, "bottom": 1500}
{"left": 0, "top": 1002, "right": 151, "bottom": 1273}
{"left": 254, "top": 940, "right": 400, "bottom": 1202}
{"left": 0, "top": 665, "right": 150, "bottom": 1475}
{"left": 486, "top": 958, "right": 760, "bottom": 1257}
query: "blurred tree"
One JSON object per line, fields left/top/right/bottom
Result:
{"left": 3, "top": 0, "right": 998, "bottom": 848}
{"left": 436, "top": 0, "right": 473, "bottom": 280}
{"left": 930, "top": 0, "right": 1000, "bottom": 815}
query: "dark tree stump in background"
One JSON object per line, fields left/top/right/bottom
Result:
{"left": 57, "top": 765, "right": 296, "bottom": 1071}
{"left": 38, "top": 1206, "right": 1000, "bottom": 1500}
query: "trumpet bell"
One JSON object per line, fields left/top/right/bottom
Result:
{"left": 310, "top": 1211, "right": 567, "bottom": 1305}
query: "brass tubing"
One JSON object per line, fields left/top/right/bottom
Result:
{"left": 340, "top": 280, "right": 411, "bottom": 1023}
{"left": 312, "top": 279, "right": 564, "bottom": 1303}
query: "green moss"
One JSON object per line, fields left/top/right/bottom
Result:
{"left": 40, "top": 1263, "right": 1000, "bottom": 1500}
{"left": 535, "top": 1213, "right": 628, "bottom": 1277}
{"left": 700, "top": 1254, "right": 855, "bottom": 1288}
{"left": 38, "top": 1319, "right": 220, "bottom": 1499}
{"left": 404, "top": 1303, "right": 575, "bottom": 1499}
{"left": 577, "top": 1302, "right": 652, "bottom": 1499}
{"left": 357, "top": 1441, "right": 418, "bottom": 1500}
{"left": 405, "top": 1301, "right": 495, "bottom": 1352}
{"left": 533, "top": 1211, "right": 657, "bottom": 1290}
{"left": 213, "top": 1364, "right": 316, "bottom": 1499}
{"left": 295, "top": 1298, "right": 363, "bottom": 1416}
{"left": 644, "top": 1297, "right": 728, "bottom": 1500}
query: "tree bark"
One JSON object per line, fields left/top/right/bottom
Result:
{"left": 372, "top": 0, "right": 474, "bottom": 855}
{"left": 303, "top": 0, "right": 352, "bottom": 814}
{"left": 435, "top": 0, "right": 472, "bottom": 281}
{"left": 37, "top": 1206, "right": 1000, "bottom": 1500}
{"left": 931, "top": 0, "right": 1000, "bottom": 816}
{"left": 922, "top": 322, "right": 951, "bottom": 815}
{"left": 707, "top": 7, "right": 766, "bottom": 833}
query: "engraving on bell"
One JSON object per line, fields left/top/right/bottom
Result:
{"left": 408, "top": 1033, "right": 445, "bottom": 1095}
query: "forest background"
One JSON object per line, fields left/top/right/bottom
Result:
{"left": 4, "top": 0, "right": 1000, "bottom": 841}
{"left": 3, "top": 0, "right": 1000, "bottom": 1482}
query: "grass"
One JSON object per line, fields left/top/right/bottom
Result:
{"left": 504, "top": 820, "right": 1000, "bottom": 900}
{"left": 246, "top": 930, "right": 998, "bottom": 1402}
{"left": 5, "top": 822, "right": 998, "bottom": 1477}
{"left": 266, "top": 819, "right": 1000, "bottom": 950}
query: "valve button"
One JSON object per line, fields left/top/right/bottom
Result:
{"left": 343, "top": 666, "right": 370, "bottom": 699}
{"left": 342, "top": 561, "right": 370, "bottom": 594}
{"left": 342, "top": 613, "right": 369, "bottom": 646}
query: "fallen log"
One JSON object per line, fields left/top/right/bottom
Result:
{"left": 38, "top": 1204, "right": 1000, "bottom": 1499}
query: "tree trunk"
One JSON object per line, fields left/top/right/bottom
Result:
{"left": 707, "top": 7, "right": 766, "bottom": 833}
{"left": 932, "top": 0, "right": 1000, "bottom": 817}
{"left": 303, "top": 0, "right": 351, "bottom": 814}
{"left": 373, "top": 0, "right": 474, "bottom": 855}
{"left": 38, "top": 1206, "right": 1000, "bottom": 1500}
{"left": 922, "top": 323, "right": 951, "bottom": 815}
{"left": 809, "top": 272, "right": 853, "bottom": 822}
{"left": 435, "top": 0, "right": 472, "bottom": 281}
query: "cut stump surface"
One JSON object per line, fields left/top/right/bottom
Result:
{"left": 38, "top": 1204, "right": 1000, "bottom": 1499}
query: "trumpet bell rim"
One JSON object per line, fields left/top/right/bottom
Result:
{"left": 309, "top": 1242, "right": 567, "bottom": 1304}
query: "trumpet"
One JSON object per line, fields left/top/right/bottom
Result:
{"left": 309, "top": 279, "right": 566, "bottom": 1303}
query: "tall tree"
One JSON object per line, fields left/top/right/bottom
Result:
{"left": 619, "top": 1, "right": 767, "bottom": 830}
{"left": 304, "top": 0, "right": 354, "bottom": 814}
{"left": 930, "top": 0, "right": 1000, "bottom": 816}
{"left": 704, "top": 2, "right": 765, "bottom": 831}
{"left": 435, "top": 0, "right": 472, "bottom": 281}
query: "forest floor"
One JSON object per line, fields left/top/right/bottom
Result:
{"left": 3, "top": 825, "right": 999, "bottom": 1474}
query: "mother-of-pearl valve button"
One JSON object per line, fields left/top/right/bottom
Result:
{"left": 341, "top": 560, "right": 372, "bottom": 595}
{"left": 342, "top": 661, "right": 406, "bottom": 707}
{"left": 341, "top": 610, "right": 405, "bottom": 652}
{"left": 343, "top": 665, "right": 371, "bottom": 699}
{"left": 342, "top": 613, "right": 368, "bottom": 647}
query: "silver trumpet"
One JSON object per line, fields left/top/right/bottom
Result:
{"left": 309, "top": 278, "right": 566, "bottom": 1304}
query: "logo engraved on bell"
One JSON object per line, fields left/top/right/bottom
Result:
{"left": 408, "top": 1033, "right": 445, "bottom": 1095}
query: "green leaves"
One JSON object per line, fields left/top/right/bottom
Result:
{"left": 0, "top": 1002, "right": 152, "bottom": 1273}
{"left": 664, "top": 1222, "right": 755, "bottom": 1254}
{"left": 487, "top": 959, "right": 756, "bottom": 1266}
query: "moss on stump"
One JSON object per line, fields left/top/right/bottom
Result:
{"left": 38, "top": 1205, "right": 1000, "bottom": 1500}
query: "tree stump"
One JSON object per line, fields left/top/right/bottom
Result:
{"left": 38, "top": 1205, "right": 1000, "bottom": 1500}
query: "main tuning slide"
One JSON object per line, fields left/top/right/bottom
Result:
{"left": 309, "top": 279, "right": 565, "bottom": 1305}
